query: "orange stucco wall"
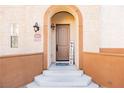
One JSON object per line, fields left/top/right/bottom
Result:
{"left": 83, "top": 52, "right": 124, "bottom": 88}
{"left": 0, "top": 53, "right": 43, "bottom": 87}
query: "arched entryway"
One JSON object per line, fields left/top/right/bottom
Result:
{"left": 51, "top": 11, "right": 75, "bottom": 63}
{"left": 43, "top": 5, "right": 83, "bottom": 70}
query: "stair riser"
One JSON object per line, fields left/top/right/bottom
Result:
{"left": 26, "top": 64, "right": 99, "bottom": 88}
{"left": 34, "top": 76, "right": 92, "bottom": 87}
{"left": 35, "top": 81, "right": 91, "bottom": 87}
{"left": 43, "top": 70, "right": 83, "bottom": 76}
{"left": 43, "top": 73, "right": 83, "bottom": 77}
{"left": 26, "top": 81, "right": 99, "bottom": 88}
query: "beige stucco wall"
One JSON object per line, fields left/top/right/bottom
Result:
{"left": 0, "top": 6, "right": 49, "bottom": 56}
{"left": 77, "top": 5, "right": 101, "bottom": 52}
{"left": 0, "top": 5, "right": 101, "bottom": 57}
{"left": 100, "top": 6, "right": 124, "bottom": 48}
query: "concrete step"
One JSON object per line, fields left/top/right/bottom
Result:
{"left": 49, "top": 65, "right": 77, "bottom": 70}
{"left": 43, "top": 70, "right": 84, "bottom": 77}
{"left": 26, "top": 81, "right": 39, "bottom": 88}
{"left": 26, "top": 81, "right": 99, "bottom": 88}
{"left": 34, "top": 74, "right": 92, "bottom": 87}
{"left": 26, "top": 82, "right": 100, "bottom": 88}
{"left": 25, "top": 64, "right": 99, "bottom": 88}
{"left": 86, "top": 82, "right": 99, "bottom": 88}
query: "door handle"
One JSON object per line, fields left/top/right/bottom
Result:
{"left": 56, "top": 45, "right": 58, "bottom": 51}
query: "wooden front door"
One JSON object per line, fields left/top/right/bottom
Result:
{"left": 56, "top": 24, "right": 70, "bottom": 61}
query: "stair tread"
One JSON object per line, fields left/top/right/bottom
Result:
{"left": 35, "top": 74, "right": 91, "bottom": 81}
{"left": 26, "top": 64, "right": 99, "bottom": 88}
{"left": 34, "top": 74, "right": 92, "bottom": 87}
{"left": 49, "top": 65, "right": 77, "bottom": 70}
{"left": 26, "top": 81, "right": 39, "bottom": 88}
{"left": 44, "top": 70, "right": 83, "bottom": 72}
{"left": 43, "top": 70, "right": 83, "bottom": 76}
{"left": 87, "top": 82, "right": 99, "bottom": 88}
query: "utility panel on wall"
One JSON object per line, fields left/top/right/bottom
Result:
{"left": 10, "top": 23, "right": 19, "bottom": 48}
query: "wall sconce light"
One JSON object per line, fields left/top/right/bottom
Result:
{"left": 33, "top": 22, "right": 40, "bottom": 32}
{"left": 51, "top": 23, "right": 55, "bottom": 30}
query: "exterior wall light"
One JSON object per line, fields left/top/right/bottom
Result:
{"left": 33, "top": 22, "right": 40, "bottom": 32}
{"left": 51, "top": 23, "right": 55, "bottom": 30}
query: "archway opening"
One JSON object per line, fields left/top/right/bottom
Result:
{"left": 50, "top": 11, "right": 77, "bottom": 66}
{"left": 43, "top": 5, "right": 83, "bottom": 70}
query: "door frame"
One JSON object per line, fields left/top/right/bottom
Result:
{"left": 43, "top": 5, "right": 83, "bottom": 69}
{"left": 56, "top": 24, "right": 70, "bottom": 61}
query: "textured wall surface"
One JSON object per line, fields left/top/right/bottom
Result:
{"left": 83, "top": 52, "right": 124, "bottom": 88}
{"left": 0, "top": 53, "right": 43, "bottom": 87}
{"left": 101, "top": 6, "right": 124, "bottom": 48}
{"left": 0, "top": 5, "right": 101, "bottom": 57}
